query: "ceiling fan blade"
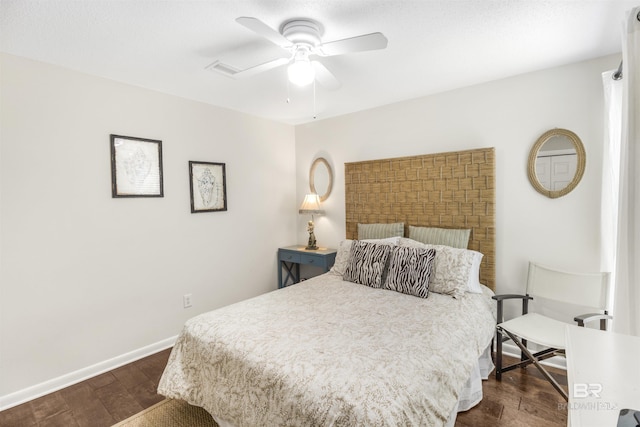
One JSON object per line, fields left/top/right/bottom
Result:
{"left": 318, "top": 32, "right": 388, "bottom": 56}
{"left": 235, "top": 57, "right": 290, "bottom": 78}
{"left": 312, "top": 61, "right": 341, "bottom": 90}
{"left": 207, "top": 57, "right": 290, "bottom": 79}
{"left": 235, "top": 17, "right": 292, "bottom": 48}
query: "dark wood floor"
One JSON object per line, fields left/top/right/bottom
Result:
{"left": 0, "top": 351, "right": 567, "bottom": 427}
{"left": 456, "top": 357, "right": 568, "bottom": 427}
{"left": 0, "top": 349, "right": 172, "bottom": 427}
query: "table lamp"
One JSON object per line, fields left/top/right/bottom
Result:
{"left": 299, "top": 193, "right": 324, "bottom": 250}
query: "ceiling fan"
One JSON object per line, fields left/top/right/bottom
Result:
{"left": 206, "top": 17, "right": 388, "bottom": 90}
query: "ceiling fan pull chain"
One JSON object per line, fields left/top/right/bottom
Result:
{"left": 286, "top": 78, "right": 291, "bottom": 104}
{"left": 313, "top": 79, "right": 317, "bottom": 119}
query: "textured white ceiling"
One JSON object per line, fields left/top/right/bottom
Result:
{"left": 0, "top": 0, "right": 635, "bottom": 125}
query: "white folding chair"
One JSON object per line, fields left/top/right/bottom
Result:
{"left": 493, "top": 262, "right": 611, "bottom": 401}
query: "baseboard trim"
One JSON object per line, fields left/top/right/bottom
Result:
{"left": 500, "top": 342, "right": 567, "bottom": 370}
{"left": 0, "top": 335, "right": 177, "bottom": 412}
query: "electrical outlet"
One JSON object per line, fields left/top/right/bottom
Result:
{"left": 183, "top": 294, "right": 193, "bottom": 308}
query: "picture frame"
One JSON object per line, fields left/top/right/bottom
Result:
{"left": 110, "top": 134, "right": 164, "bottom": 198}
{"left": 189, "top": 161, "right": 227, "bottom": 213}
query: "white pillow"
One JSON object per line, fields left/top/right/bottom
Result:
{"left": 329, "top": 239, "right": 354, "bottom": 277}
{"left": 467, "top": 251, "right": 484, "bottom": 293}
{"left": 398, "top": 238, "right": 483, "bottom": 298}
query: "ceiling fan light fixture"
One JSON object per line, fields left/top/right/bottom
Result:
{"left": 228, "top": 16, "right": 387, "bottom": 91}
{"left": 287, "top": 58, "right": 315, "bottom": 86}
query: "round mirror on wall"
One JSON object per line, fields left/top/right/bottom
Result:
{"left": 309, "top": 157, "right": 333, "bottom": 202}
{"left": 527, "top": 128, "right": 586, "bottom": 198}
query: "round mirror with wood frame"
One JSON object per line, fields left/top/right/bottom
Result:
{"left": 527, "top": 128, "right": 586, "bottom": 198}
{"left": 309, "top": 157, "right": 333, "bottom": 202}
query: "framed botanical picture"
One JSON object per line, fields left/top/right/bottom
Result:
{"left": 189, "top": 161, "right": 227, "bottom": 213}
{"left": 110, "top": 134, "right": 164, "bottom": 197}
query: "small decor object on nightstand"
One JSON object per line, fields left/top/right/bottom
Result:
{"left": 110, "top": 134, "right": 164, "bottom": 198}
{"left": 189, "top": 161, "right": 227, "bottom": 213}
{"left": 299, "top": 193, "right": 324, "bottom": 250}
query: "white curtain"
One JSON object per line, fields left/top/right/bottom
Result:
{"left": 603, "top": 7, "right": 640, "bottom": 336}
{"left": 601, "top": 70, "right": 621, "bottom": 302}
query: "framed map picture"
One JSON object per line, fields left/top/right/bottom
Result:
{"left": 189, "top": 161, "right": 227, "bottom": 213}
{"left": 110, "top": 134, "right": 164, "bottom": 197}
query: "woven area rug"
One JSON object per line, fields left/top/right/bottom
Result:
{"left": 113, "top": 399, "right": 218, "bottom": 427}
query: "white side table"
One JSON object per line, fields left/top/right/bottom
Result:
{"left": 565, "top": 325, "right": 640, "bottom": 427}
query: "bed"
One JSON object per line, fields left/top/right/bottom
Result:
{"left": 158, "top": 148, "right": 496, "bottom": 426}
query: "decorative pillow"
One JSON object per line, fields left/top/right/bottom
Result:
{"left": 363, "top": 236, "right": 402, "bottom": 244}
{"left": 408, "top": 226, "right": 471, "bottom": 249}
{"left": 329, "top": 237, "right": 400, "bottom": 277}
{"left": 383, "top": 246, "right": 436, "bottom": 298}
{"left": 343, "top": 241, "right": 392, "bottom": 288}
{"left": 398, "top": 238, "right": 480, "bottom": 298}
{"left": 329, "top": 239, "right": 354, "bottom": 276}
{"left": 357, "top": 222, "right": 404, "bottom": 240}
{"left": 466, "top": 251, "right": 484, "bottom": 293}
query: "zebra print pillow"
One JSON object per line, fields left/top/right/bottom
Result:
{"left": 343, "top": 240, "right": 392, "bottom": 288}
{"left": 329, "top": 237, "right": 400, "bottom": 277}
{"left": 383, "top": 246, "right": 436, "bottom": 298}
{"left": 398, "top": 238, "right": 477, "bottom": 299}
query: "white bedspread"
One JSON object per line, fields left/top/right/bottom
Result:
{"left": 158, "top": 273, "right": 496, "bottom": 426}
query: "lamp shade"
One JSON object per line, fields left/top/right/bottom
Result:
{"left": 299, "top": 193, "right": 324, "bottom": 214}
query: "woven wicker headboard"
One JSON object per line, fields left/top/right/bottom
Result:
{"left": 345, "top": 148, "right": 496, "bottom": 290}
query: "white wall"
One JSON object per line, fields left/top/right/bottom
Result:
{"left": 295, "top": 54, "right": 619, "bottom": 301}
{"left": 0, "top": 54, "right": 297, "bottom": 403}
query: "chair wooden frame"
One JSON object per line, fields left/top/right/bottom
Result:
{"left": 492, "top": 262, "right": 611, "bottom": 401}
